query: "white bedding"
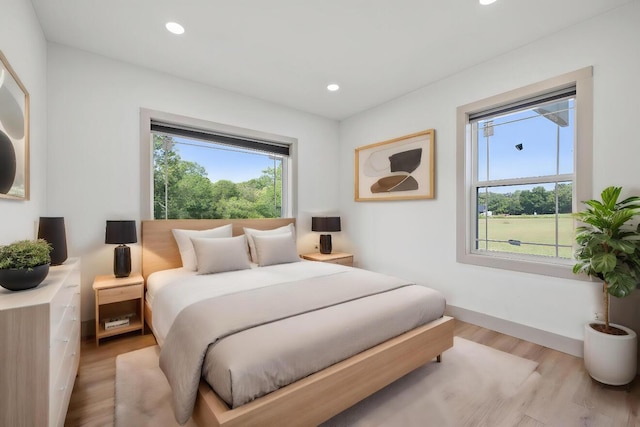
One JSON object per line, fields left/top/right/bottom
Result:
{"left": 156, "top": 262, "right": 446, "bottom": 418}
{"left": 149, "top": 260, "right": 354, "bottom": 344}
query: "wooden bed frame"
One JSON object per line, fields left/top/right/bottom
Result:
{"left": 141, "top": 218, "right": 454, "bottom": 427}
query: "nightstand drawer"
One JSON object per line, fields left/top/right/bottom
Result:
{"left": 99, "top": 284, "right": 143, "bottom": 305}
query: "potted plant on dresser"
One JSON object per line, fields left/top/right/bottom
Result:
{"left": 574, "top": 186, "right": 640, "bottom": 385}
{"left": 0, "top": 239, "right": 52, "bottom": 291}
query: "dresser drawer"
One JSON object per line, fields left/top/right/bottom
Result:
{"left": 50, "top": 292, "right": 80, "bottom": 378}
{"left": 99, "top": 283, "right": 143, "bottom": 305}
{"left": 50, "top": 326, "right": 80, "bottom": 427}
{"left": 50, "top": 279, "right": 80, "bottom": 334}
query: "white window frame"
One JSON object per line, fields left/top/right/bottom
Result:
{"left": 456, "top": 68, "right": 593, "bottom": 279}
{"left": 140, "top": 109, "right": 298, "bottom": 220}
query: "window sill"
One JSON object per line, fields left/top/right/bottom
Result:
{"left": 457, "top": 250, "right": 587, "bottom": 281}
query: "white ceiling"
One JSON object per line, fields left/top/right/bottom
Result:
{"left": 30, "top": 0, "right": 633, "bottom": 120}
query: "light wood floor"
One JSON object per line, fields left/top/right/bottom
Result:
{"left": 64, "top": 321, "right": 640, "bottom": 426}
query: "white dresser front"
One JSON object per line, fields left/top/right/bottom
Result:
{"left": 49, "top": 261, "right": 81, "bottom": 427}
{"left": 0, "top": 258, "right": 81, "bottom": 427}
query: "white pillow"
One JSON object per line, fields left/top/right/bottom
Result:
{"left": 172, "top": 224, "right": 233, "bottom": 270}
{"left": 252, "top": 232, "right": 300, "bottom": 267}
{"left": 243, "top": 223, "right": 295, "bottom": 263}
{"left": 191, "top": 235, "right": 251, "bottom": 274}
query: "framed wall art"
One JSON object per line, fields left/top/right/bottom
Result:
{"left": 355, "top": 129, "right": 434, "bottom": 201}
{"left": 0, "top": 50, "right": 29, "bottom": 200}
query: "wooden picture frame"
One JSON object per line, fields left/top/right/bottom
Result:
{"left": 355, "top": 129, "right": 434, "bottom": 201}
{"left": 0, "top": 50, "right": 29, "bottom": 200}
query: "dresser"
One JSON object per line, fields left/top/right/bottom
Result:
{"left": 0, "top": 258, "right": 81, "bottom": 427}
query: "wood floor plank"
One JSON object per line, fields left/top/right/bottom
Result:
{"left": 64, "top": 321, "right": 640, "bottom": 426}
{"left": 65, "top": 332, "right": 157, "bottom": 427}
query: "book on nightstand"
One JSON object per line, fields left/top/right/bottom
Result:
{"left": 104, "top": 313, "right": 134, "bottom": 330}
{"left": 105, "top": 318, "right": 129, "bottom": 330}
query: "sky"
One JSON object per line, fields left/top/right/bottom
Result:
{"left": 172, "top": 137, "right": 280, "bottom": 183}
{"left": 476, "top": 99, "right": 574, "bottom": 194}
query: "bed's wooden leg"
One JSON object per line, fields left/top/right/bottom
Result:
{"left": 436, "top": 354, "right": 442, "bottom": 363}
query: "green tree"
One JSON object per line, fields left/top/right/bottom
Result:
{"left": 557, "top": 183, "right": 573, "bottom": 213}
{"left": 520, "top": 186, "right": 553, "bottom": 215}
{"left": 174, "top": 174, "right": 216, "bottom": 218}
{"left": 487, "top": 192, "right": 507, "bottom": 214}
{"left": 477, "top": 184, "right": 572, "bottom": 217}
{"left": 506, "top": 190, "right": 524, "bottom": 215}
{"left": 253, "top": 165, "right": 282, "bottom": 218}
{"left": 216, "top": 197, "right": 262, "bottom": 219}
{"left": 153, "top": 138, "right": 285, "bottom": 219}
{"left": 153, "top": 135, "right": 216, "bottom": 219}
{"left": 211, "top": 180, "right": 240, "bottom": 202}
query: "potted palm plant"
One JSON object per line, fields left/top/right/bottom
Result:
{"left": 0, "top": 239, "right": 52, "bottom": 291}
{"left": 573, "top": 186, "right": 640, "bottom": 385}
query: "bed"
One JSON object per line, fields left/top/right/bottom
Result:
{"left": 141, "top": 218, "right": 454, "bottom": 426}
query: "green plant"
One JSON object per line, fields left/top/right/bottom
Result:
{"left": 0, "top": 239, "right": 52, "bottom": 270}
{"left": 573, "top": 186, "right": 640, "bottom": 333}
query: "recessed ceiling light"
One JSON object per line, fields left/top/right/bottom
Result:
{"left": 479, "top": 0, "right": 497, "bottom": 5}
{"left": 165, "top": 22, "right": 185, "bottom": 35}
{"left": 327, "top": 83, "right": 340, "bottom": 92}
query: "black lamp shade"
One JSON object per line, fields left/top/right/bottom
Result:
{"left": 105, "top": 220, "right": 137, "bottom": 244}
{"left": 312, "top": 217, "right": 341, "bottom": 254}
{"left": 37, "top": 217, "right": 67, "bottom": 266}
{"left": 105, "top": 220, "right": 137, "bottom": 278}
{"left": 311, "top": 217, "right": 341, "bottom": 232}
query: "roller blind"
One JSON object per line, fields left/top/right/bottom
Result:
{"left": 469, "top": 86, "right": 576, "bottom": 123}
{"left": 150, "top": 120, "right": 290, "bottom": 156}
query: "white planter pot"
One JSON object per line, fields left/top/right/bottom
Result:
{"left": 584, "top": 322, "right": 637, "bottom": 385}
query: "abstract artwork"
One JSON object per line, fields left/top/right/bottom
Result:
{"left": 0, "top": 50, "right": 29, "bottom": 200}
{"left": 355, "top": 129, "right": 434, "bottom": 201}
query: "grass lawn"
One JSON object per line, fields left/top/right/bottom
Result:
{"left": 476, "top": 213, "right": 574, "bottom": 258}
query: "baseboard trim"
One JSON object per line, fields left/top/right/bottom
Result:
{"left": 446, "top": 305, "right": 583, "bottom": 358}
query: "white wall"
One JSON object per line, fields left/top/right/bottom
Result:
{"left": 338, "top": 2, "right": 640, "bottom": 346}
{"left": 0, "top": 0, "right": 47, "bottom": 243}
{"left": 46, "top": 44, "right": 341, "bottom": 321}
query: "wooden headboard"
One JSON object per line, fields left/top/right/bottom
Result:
{"left": 141, "top": 218, "right": 296, "bottom": 280}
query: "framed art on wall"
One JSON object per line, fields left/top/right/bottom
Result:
{"left": 355, "top": 129, "right": 434, "bottom": 201}
{"left": 0, "top": 50, "right": 30, "bottom": 200}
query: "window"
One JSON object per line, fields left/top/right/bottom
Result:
{"left": 456, "top": 68, "right": 593, "bottom": 278}
{"left": 140, "top": 110, "right": 297, "bottom": 220}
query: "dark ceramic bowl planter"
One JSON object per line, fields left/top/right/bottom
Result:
{"left": 0, "top": 264, "right": 50, "bottom": 291}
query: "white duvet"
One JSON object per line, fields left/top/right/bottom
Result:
{"left": 148, "top": 260, "right": 353, "bottom": 344}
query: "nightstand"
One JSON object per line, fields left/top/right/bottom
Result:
{"left": 301, "top": 252, "right": 354, "bottom": 267}
{"left": 93, "top": 273, "right": 144, "bottom": 345}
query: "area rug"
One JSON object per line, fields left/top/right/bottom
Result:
{"left": 115, "top": 337, "right": 540, "bottom": 427}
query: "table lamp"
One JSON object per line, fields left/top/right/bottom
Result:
{"left": 311, "top": 216, "right": 341, "bottom": 254}
{"left": 105, "top": 220, "right": 137, "bottom": 278}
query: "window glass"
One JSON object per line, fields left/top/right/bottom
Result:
{"left": 475, "top": 182, "right": 573, "bottom": 258}
{"left": 472, "top": 97, "right": 575, "bottom": 260}
{"left": 153, "top": 133, "right": 286, "bottom": 220}
{"left": 476, "top": 100, "right": 574, "bottom": 182}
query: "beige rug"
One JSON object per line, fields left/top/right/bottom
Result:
{"left": 115, "top": 337, "right": 540, "bottom": 427}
